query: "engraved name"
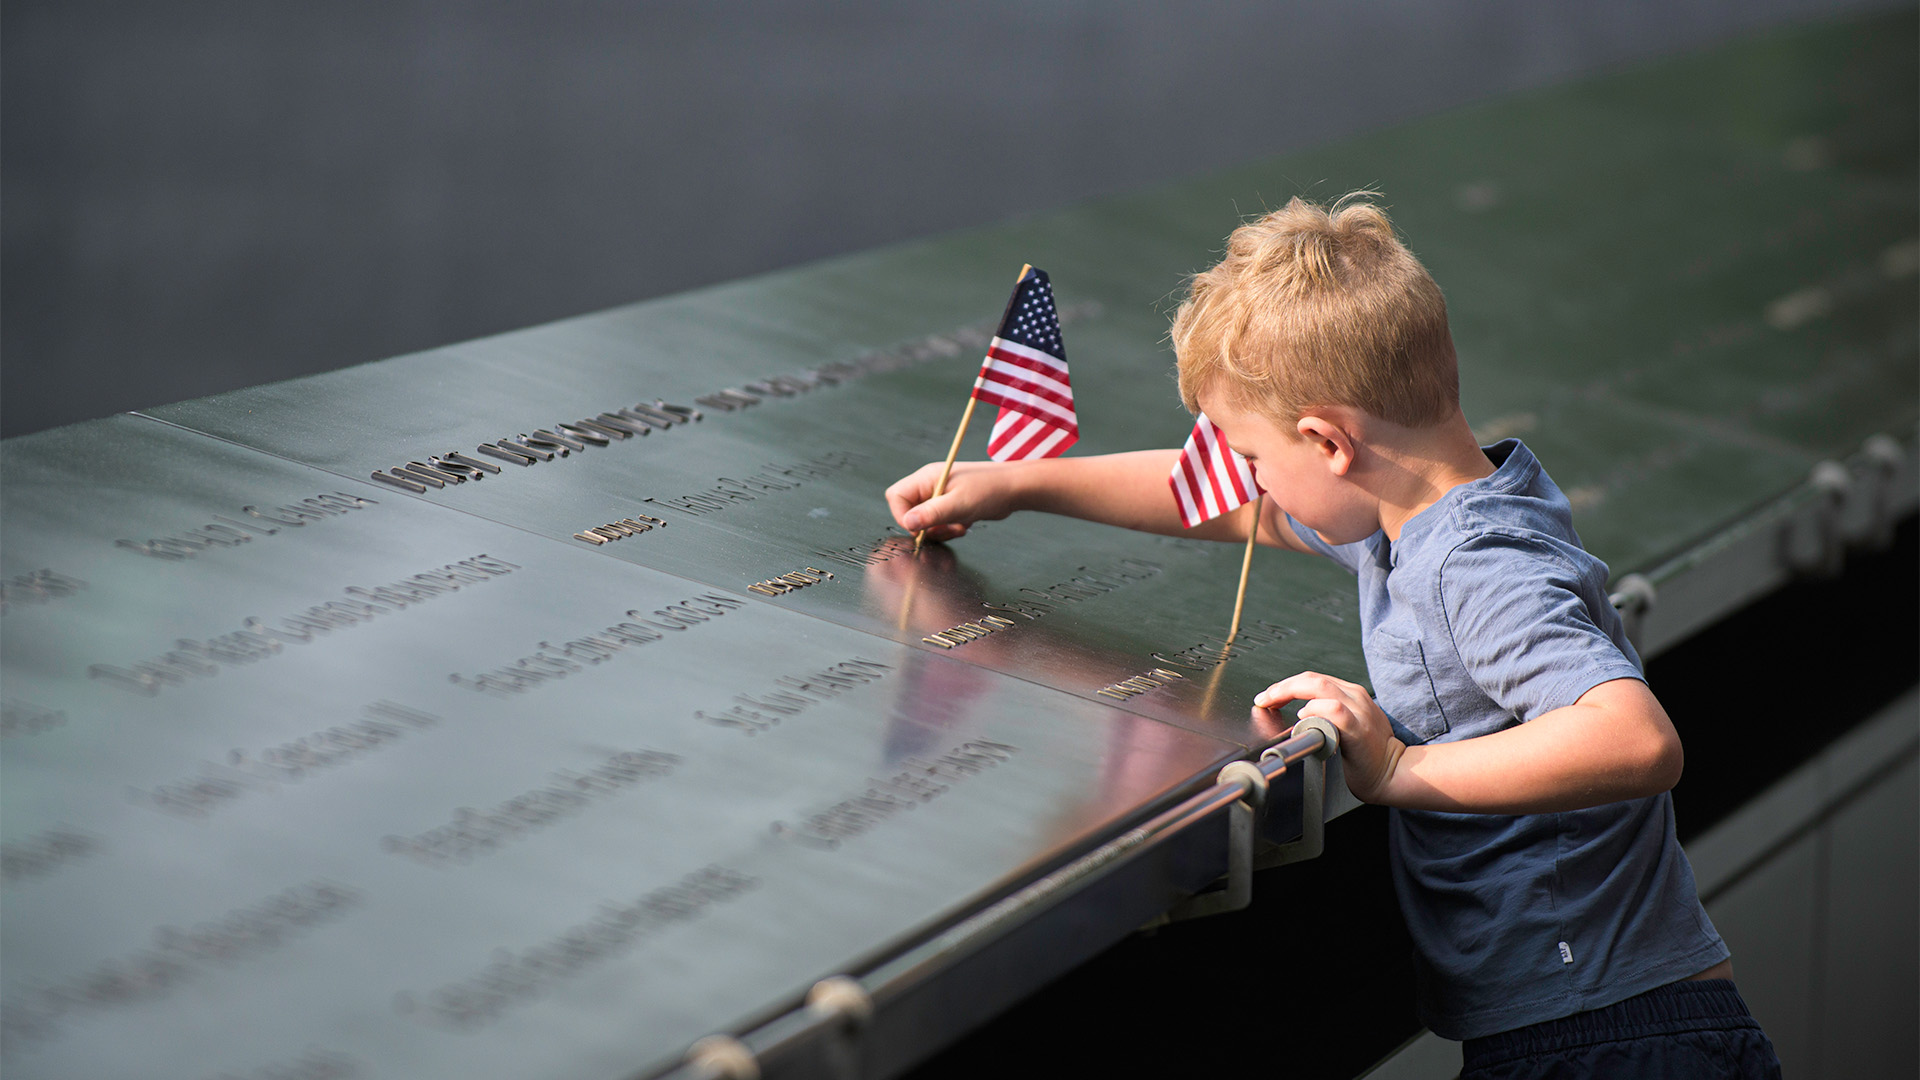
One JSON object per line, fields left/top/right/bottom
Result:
{"left": 448, "top": 591, "right": 747, "bottom": 696}
{"left": 810, "top": 532, "right": 915, "bottom": 568}
{"left": 746, "top": 565, "right": 835, "bottom": 596}
{"left": 0, "top": 700, "right": 67, "bottom": 740}
{"left": 0, "top": 827, "right": 98, "bottom": 886}
{"left": 86, "top": 555, "right": 520, "bottom": 696}
{"left": 772, "top": 739, "right": 1018, "bottom": 849}
{"left": 978, "top": 558, "right": 1165, "bottom": 622}
{"left": 643, "top": 451, "right": 868, "bottom": 517}
{"left": 134, "top": 702, "right": 441, "bottom": 819}
{"left": 695, "top": 656, "right": 892, "bottom": 734}
{"left": 1149, "top": 619, "right": 1299, "bottom": 672}
{"left": 921, "top": 614, "right": 1018, "bottom": 649}
{"left": 0, "top": 568, "right": 87, "bottom": 613}
{"left": 1298, "top": 592, "right": 1351, "bottom": 622}
{"left": 1096, "top": 667, "right": 1189, "bottom": 700}
{"left": 366, "top": 301, "right": 1100, "bottom": 494}
{"left": 382, "top": 748, "right": 680, "bottom": 866}
{"left": 0, "top": 881, "right": 360, "bottom": 1053}
{"left": 371, "top": 401, "right": 702, "bottom": 494}
{"left": 114, "top": 492, "right": 377, "bottom": 560}
{"left": 572, "top": 513, "right": 669, "bottom": 546}
{"left": 405, "top": 864, "right": 758, "bottom": 1030}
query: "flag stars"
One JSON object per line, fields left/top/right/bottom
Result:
{"left": 969, "top": 266, "right": 1076, "bottom": 461}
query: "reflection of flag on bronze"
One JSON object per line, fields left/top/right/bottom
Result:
{"left": 972, "top": 268, "right": 1078, "bottom": 460}
{"left": 1169, "top": 412, "right": 1263, "bottom": 528}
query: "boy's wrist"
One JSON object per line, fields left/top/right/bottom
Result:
{"left": 1007, "top": 457, "right": 1059, "bottom": 515}
{"left": 1368, "top": 737, "right": 1414, "bottom": 806}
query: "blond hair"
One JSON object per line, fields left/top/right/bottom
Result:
{"left": 1171, "top": 193, "right": 1457, "bottom": 428}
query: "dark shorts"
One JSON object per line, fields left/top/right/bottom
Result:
{"left": 1460, "top": 979, "right": 1781, "bottom": 1079}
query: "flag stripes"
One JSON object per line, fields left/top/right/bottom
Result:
{"left": 969, "top": 268, "right": 1078, "bottom": 461}
{"left": 1169, "top": 413, "right": 1263, "bottom": 528}
{"left": 988, "top": 408, "right": 1076, "bottom": 460}
{"left": 973, "top": 358, "right": 1077, "bottom": 426}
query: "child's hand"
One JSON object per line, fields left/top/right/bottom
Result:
{"left": 1254, "top": 672, "right": 1408, "bottom": 805}
{"left": 885, "top": 460, "right": 1022, "bottom": 543}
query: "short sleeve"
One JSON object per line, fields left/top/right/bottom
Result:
{"left": 1438, "top": 532, "right": 1643, "bottom": 723}
{"left": 1283, "top": 511, "right": 1371, "bottom": 576}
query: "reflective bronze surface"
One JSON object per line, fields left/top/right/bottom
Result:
{"left": 1, "top": 416, "right": 1238, "bottom": 1079}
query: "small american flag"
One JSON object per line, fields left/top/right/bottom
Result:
{"left": 973, "top": 268, "right": 1078, "bottom": 461}
{"left": 1169, "top": 412, "right": 1264, "bottom": 528}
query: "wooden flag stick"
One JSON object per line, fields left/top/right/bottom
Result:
{"left": 1200, "top": 494, "right": 1263, "bottom": 718}
{"left": 915, "top": 396, "right": 978, "bottom": 553}
{"left": 1226, "top": 493, "right": 1262, "bottom": 644}
{"left": 914, "top": 263, "right": 1032, "bottom": 554}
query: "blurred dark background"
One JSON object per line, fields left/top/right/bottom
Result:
{"left": 2, "top": 0, "right": 1903, "bottom": 437}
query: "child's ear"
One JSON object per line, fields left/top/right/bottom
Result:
{"left": 1296, "top": 413, "right": 1357, "bottom": 476}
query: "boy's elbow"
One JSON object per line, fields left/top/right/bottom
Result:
{"left": 1584, "top": 679, "right": 1683, "bottom": 795}
{"left": 1632, "top": 695, "right": 1684, "bottom": 794}
{"left": 1645, "top": 726, "right": 1684, "bottom": 793}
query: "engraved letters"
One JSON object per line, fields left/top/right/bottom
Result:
{"left": 811, "top": 533, "right": 915, "bottom": 568}
{"left": 114, "top": 493, "right": 376, "bottom": 561}
{"left": 0, "top": 700, "right": 67, "bottom": 739}
{"left": 1148, "top": 619, "right": 1299, "bottom": 672}
{"left": 369, "top": 300, "right": 1104, "bottom": 493}
{"left": 976, "top": 559, "right": 1164, "bottom": 624}
{"left": 695, "top": 657, "right": 891, "bottom": 734}
{"left": 644, "top": 451, "right": 867, "bottom": 518}
{"left": 0, "top": 827, "right": 98, "bottom": 885}
{"left": 921, "top": 615, "right": 1018, "bottom": 649}
{"left": 448, "top": 592, "right": 747, "bottom": 696}
{"left": 1299, "top": 592, "right": 1351, "bottom": 622}
{"left": 134, "top": 703, "right": 441, "bottom": 818}
{"left": 410, "top": 865, "right": 757, "bottom": 1030}
{"left": 1096, "top": 668, "right": 1188, "bottom": 700}
{"left": 0, "top": 568, "right": 87, "bottom": 612}
{"left": 87, "top": 555, "right": 519, "bottom": 695}
{"left": 745, "top": 566, "right": 834, "bottom": 596}
{"left": 772, "top": 739, "right": 1019, "bottom": 849}
{"left": 573, "top": 513, "right": 669, "bottom": 546}
{"left": 372, "top": 470, "right": 428, "bottom": 493}
{"left": 381, "top": 749, "right": 681, "bottom": 866}
{"left": 0, "top": 882, "right": 361, "bottom": 1049}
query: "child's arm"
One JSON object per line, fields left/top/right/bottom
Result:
{"left": 1253, "top": 673, "right": 1683, "bottom": 813}
{"left": 885, "top": 451, "right": 1314, "bottom": 552}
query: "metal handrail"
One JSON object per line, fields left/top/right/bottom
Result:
{"left": 663, "top": 721, "right": 1342, "bottom": 1080}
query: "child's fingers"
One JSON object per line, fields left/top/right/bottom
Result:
{"left": 884, "top": 464, "right": 943, "bottom": 528}
{"left": 901, "top": 489, "right": 972, "bottom": 534}
{"left": 1294, "top": 696, "right": 1343, "bottom": 721}
{"left": 1253, "top": 670, "right": 1355, "bottom": 709}
{"left": 917, "top": 522, "right": 970, "bottom": 543}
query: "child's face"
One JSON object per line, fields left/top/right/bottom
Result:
{"left": 1199, "top": 393, "right": 1378, "bottom": 546}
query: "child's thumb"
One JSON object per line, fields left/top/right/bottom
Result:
{"left": 904, "top": 492, "right": 964, "bottom": 532}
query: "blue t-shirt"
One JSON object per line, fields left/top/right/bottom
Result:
{"left": 1287, "top": 439, "right": 1728, "bottom": 1040}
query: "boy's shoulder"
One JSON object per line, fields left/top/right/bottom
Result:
{"left": 1439, "top": 439, "right": 1569, "bottom": 537}
{"left": 1419, "top": 441, "right": 1644, "bottom": 718}
{"left": 1412, "top": 441, "right": 1622, "bottom": 641}
{"left": 1406, "top": 439, "right": 1594, "bottom": 576}
{"left": 1296, "top": 440, "right": 1601, "bottom": 586}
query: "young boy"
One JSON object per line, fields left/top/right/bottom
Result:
{"left": 885, "top": 195, "right": 1781, "bottom": 1077}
